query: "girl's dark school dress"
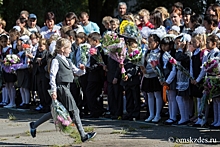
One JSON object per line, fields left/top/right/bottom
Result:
{"left": 160, "top": 50, "right": 176, "bottom": 90}
{"left": 175, "top": 50, "right": 190, "bottom": 96}
{"left": 190, "top": 50, "right": 203, "bottom": 98}
{"left": 141, "top": 50, "right": 162, "bottom": 93}
{"left": 16, "top": 52, "right": 31, "bottom": 88}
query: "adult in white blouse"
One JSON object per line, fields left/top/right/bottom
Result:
{"left": 40, "top": 12, "right": 60, "bottom": 39}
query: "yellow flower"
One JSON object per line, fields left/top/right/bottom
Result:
{"left": 120, "top": 20, "right": 135, "bottom": 35}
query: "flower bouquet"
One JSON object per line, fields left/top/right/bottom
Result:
{"left": 202, "top": 59, "right": 220, "bottom": 75}
{"left": 119, "top": 20, "right": 142, "bottom": 45}
{"left": 89, "top": 47, "right": 105, "bottom": 66}
{"left": 3, "top": 54, "right": 23, "bottom": 73}
{"left": 102, "top": 32, "right": 122, "bottom": 54}
{"left": 199, "top": 57, "right": 220, "bottom": 118}
{"left": 79, "top": 43, "right": 90, "bottom": 66}
{"left": 164, "top": 51, "right": 194, "bottom": 80}
{"left": 101, "top": 33, "right": 127, "bottom": 79}
{"left": 51, "top": 99, "right": 73, "bottom": 134}
{"left": 127, "top": 46, "right": 143, "bottom": 66}
{"left": 148, "top": 54, "right": 165, "bottom": 82}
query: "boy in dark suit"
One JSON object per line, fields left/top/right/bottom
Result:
{"left": 33, "top": 39, "right": 51, "bottom": 112}
{"left": 86, "top": 32, "right": 107, "bottom": 118}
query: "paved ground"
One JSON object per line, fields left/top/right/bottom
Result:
{"left": 0, "top": 107, "right": 220, "bottom": 147}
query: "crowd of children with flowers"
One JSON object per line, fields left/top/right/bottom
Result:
{"left": 1, "top": 1, "right": 220, "bottom": 132}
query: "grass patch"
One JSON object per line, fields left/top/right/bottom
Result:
{"left": 139, "top": 125, "right": 151, "bottom": 129}
{"left": 84, "top": 126, "right": 94, "bottom": 132}
{"left": 25, "top": 131, "right": 30, "bottom": 136}
{"left": 173, "top": 144, "right": 183, "bottom": 147}
{"left": 0, "top": 138, "right": 7, "bottom": 141}
{"left": 110, "top": 129, "right": 128, "bottom": 134}
{"left": 8, "top": 113, "right": 16, "bottom": 120}
{"left": 69, "top": 129, "right": 81, "bottom": 144}
{"left": 69, "top": 126, "right": 95, "bottom": 144}
{"left": 15, "top": 135, "right": 20, "bottom": 138}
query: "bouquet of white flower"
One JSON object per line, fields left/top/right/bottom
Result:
{"left": 3, "top": 54, "right": 22, "bottom": 73}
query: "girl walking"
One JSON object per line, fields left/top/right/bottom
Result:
{"left": 29, "top": 38, "right": 96, "bottom": 142}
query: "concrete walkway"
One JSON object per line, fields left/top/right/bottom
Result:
{"left": 0, "top": 107, "right": 219, "bottom": 147}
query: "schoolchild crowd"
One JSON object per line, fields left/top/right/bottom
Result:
{"left": 1, "top": 1, "right": 220, "bottom": 131}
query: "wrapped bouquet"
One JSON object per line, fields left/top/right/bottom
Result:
{"left": 3, "top": 54, "right": 23, "bottom": 73}
{"left": 101, "top": 33, "right": 127, "bottom": 78}
{"left": 148, "top": 53, "right": 165, "bottom": 82}
{"left": 51, "top": 99, "right": 73, "bottom": 133}
{"left": 199, "top": 55, "right": 220, "bottom": 117}
{"left": 80, "top": 43, "right": 90, "bottom": 65}
{"left": 102, "top": 32, "right": 122, "bottom": 53}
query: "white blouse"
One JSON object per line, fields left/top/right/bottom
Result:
{"left": 49, "top": 54, "right": 85, "bottom": 92}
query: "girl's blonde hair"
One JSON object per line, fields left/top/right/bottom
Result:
{"left": 138, "top": 9, "right": 150, "bottom": 19}
{"left": 38, "top": 38, "right": 49, "bottom": 52}
{"left": 0, "top": 19, "right": 6, "bottom": 29}
{"left": 192, "top": 34, "right": 206, "bottom": 50}
{"left": 154, "top": 6, "right": 169, "bottom": 20}
{"left": 102, "top": 16, "right": 112, "bottom": 25}
{"left": 54, "top": 38, "right": 71, "bottom": 56}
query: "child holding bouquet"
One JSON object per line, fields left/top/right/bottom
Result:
{"left": 174, "top": 34, "right": 191, "bottom": 125}
{"left": 29, "top": 38, "right": 96, "bottom": 142}
{"left": 86, "top": 32, "right": 107, "bottom": 118}
{"left": 16, "top": 39, "right": 31, "bottom": 109}
{"left": 190, "top": 28, "right": 209, "bottom": 127}
{"left": 160, "top": 35, "right": 178, "bottom": 125}
{"left": 205, "top": 34, "right": 220, "bottom": 129}
{"left": 142, "top": 33, "right": 163, "bottom": 123}
{"left": 121, "top": 38, "right": 141, "bottom": 121}
{"left": 73, "top": 32, "right": 90, "bottom": 116}
{"left": 0, "top": 35, "right": 17, "bottom": 108}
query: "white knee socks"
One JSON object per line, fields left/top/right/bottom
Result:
{"left": 20, "top": 88, "right": 25, "bottom": 106}
{"left": 154, "top": 91, "right": 162, "bottom": 119}
{"left": 146, "top": 91, "right": 162, "bottom": 121}
{"left": 20, "top": 88, "right": 30, "bottom": 105}
{"left": 6, "top": 83, "right": 15, "bottom": 105}
{"left": 24, "top": 88, "right": 30, "bottom": 104}
{"left": 147, "top": 92, "right": 155, "bottom": 119}
{"left": 167, "top": 90, "right": 177, "bottom": 121}
{"left": 176, "top": 96, "right": 189, "bottom": 124}
{"left": 195, "top": 98, "right": 202, "bottom": 124}
{"left": 2, "top": 87, "right": 9, "bottom": 103}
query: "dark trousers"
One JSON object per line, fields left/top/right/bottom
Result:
{"left": 125, "top": 84, "right": 141, "bottom": 119}
{"left": 36, "top": 73, "right": 51, "bottom": 109}
{"left": 70, "top": 80, "right": 81, "bottom": 110}
{"left": 107, "top": 82, "right": 123, "bottom": 116}
{"left": 79, "top": 73, "right": 89, "bottom": 114}
{"left": 86, "top": 81, "right": 105, "bottom": 117}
